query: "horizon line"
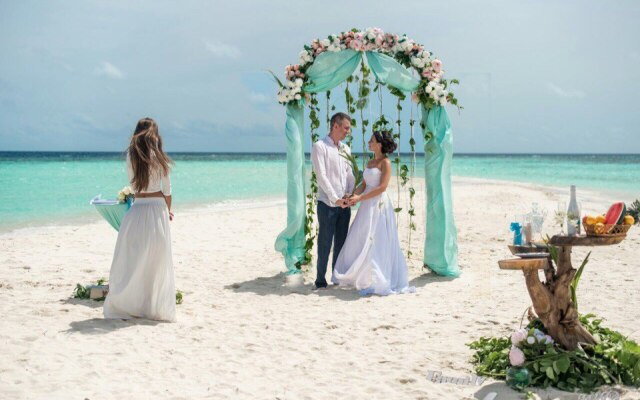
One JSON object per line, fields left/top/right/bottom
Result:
{"left": 1, "top": 150, "right": 640, "bottom": 156}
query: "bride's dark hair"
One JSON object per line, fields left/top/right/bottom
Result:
{"left": 373, "top": 130, "right": 397, "bottom": 155}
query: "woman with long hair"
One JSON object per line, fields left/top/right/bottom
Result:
{"left": 103, "top": 117, "right": 176, "bottom": 322}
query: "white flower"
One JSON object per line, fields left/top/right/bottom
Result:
{"left": 439, "top": 98, "right": 447, "bottom": 106}
{"left": 295, "top": 78, "right": 303, "bottom": 87}
{"left": 526, "top": 336, "right": 535, "bottom": 345}
{"left": 294, "top": 94, "right": 301, "bottom": 100}
{"left": 425, "top": 86, "right": 433, "bottom": 94}
{"left": 320, "top": 38, "right": 330, "bottom": 47}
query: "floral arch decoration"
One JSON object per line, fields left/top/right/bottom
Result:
{"left": 273, "top": 28, "right": 460, "bottom": 279}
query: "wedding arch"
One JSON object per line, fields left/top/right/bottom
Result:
{"left": 273, "top": 28, "right": 460, "bottom": 278}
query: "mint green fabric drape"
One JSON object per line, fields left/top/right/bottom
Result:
{"left": 422, "top": 105, "right": 460, "bottom": 276}
{"left": 366, "top": 51, "right": 420, "bottom": 92}
{"left": 93, "top": 203, "right": 129, "bottom": 231}
{"left": 304, "top": 50, "right": 362, "bottom": 93}
{"left": 274, "top": 103, "right": 307, "bottom": 274}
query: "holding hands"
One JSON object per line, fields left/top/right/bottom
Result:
{"left": 337, "top": 194, "right": 361, "bottom": 208}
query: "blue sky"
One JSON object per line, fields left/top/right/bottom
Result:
{"left": 1, "top": 0, "right": 639, "bottom": 153}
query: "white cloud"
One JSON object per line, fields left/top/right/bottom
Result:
{"left": 94, "top": 62, "right": 125, "bottom": 79}
{"left": 203, "top": 39, "right": 241, "bottom": 58}
{"left": 547, "top": 83, "right": 585, "bottom": 99}
{"left": 249, "top": 92, "right": 270, "bottom": 104}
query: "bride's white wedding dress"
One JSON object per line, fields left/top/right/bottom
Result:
{"left": 332, "top": 167, "right": 415, "bottom": 295}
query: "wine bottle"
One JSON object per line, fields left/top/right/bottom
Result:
{"left": 566, "top": 185, "right": 580, "bottom": 236}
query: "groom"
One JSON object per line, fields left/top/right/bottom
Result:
{"left": 310, "top": 112, "right": 355, "bottom": 290}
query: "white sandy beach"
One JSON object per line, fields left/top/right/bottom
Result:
{"left": 0, "top": 177, "right": 638, "bottom": 400}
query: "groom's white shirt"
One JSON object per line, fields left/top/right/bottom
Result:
{"left": 311, "top": 136, "right": 355, "bottom": 207}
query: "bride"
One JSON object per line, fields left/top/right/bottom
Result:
{"left": 331, "top": 130, "right": 415, "bottom": 295}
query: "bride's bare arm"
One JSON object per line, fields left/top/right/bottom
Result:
{"left": 164, "top": 195, "right": 173, "bottom": 220}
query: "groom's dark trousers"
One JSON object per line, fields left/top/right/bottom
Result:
{"left": 316, "top": 201, "right": 351, "bottom": 288}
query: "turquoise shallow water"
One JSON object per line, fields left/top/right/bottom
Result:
{"left": 0, "top": 152, "right": 638, "bottom": 231}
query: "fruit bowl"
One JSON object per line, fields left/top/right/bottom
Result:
{"left": 584, "top": 223, "right": 631, "bottom": 237}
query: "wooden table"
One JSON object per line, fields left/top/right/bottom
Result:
{"left": 499, "top": 234, "right": 626, "bottom": 350}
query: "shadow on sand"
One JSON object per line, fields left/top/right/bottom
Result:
{"left": 65, "top": 317, "right": 162, "bottom": 335}
{"left": 224, "top": 272, "right": 360, "bottom": 301}
{"left": 60, "top": 297, "right": 104, "bottom": 309}
{"left": 408, "top": 270, "right": 458, "bottom": 288}
{"left": 224, "top": 270, "right": 455, "bottom": 301}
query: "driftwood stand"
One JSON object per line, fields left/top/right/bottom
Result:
{"left": 499, "top": 234, "right": 626, "bottom": 350}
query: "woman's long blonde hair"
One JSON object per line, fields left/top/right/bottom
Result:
{"left": 127, "top": 118, "right": 172, "bottom": 193}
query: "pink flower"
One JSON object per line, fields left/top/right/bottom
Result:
{"left": 432, "top": 59, "right": 442, "bottom": 72}
{"left": 510, "top": 329, "right": 528, "bottom": 345}
{"left": 349, "top": 39, "right": 364, "bottom": 51}
{"left": 411, "top": 92, "right": 420, "bottom": 103}
{"left": 509, "top": 346, "right": 525, "bottom": 366}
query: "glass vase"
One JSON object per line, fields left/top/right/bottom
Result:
{"left": 506, "top": 366, "right": 530, "bottom": 390}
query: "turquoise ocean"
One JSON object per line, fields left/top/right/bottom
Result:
{"left": 1, "top": 152, "right": 638, "bottom": 232}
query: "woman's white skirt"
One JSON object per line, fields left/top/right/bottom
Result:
{"left": 103, "top": 198, "right": 176, "bottom": 322}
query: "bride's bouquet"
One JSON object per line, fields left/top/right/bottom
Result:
{"left": 117, "top": 186, "right": 134, "bottom": 205}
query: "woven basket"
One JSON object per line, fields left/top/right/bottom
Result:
{"left": 584, "top": 223, "right": 631, "bottom": 237}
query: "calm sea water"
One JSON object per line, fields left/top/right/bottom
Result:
{"left": 1, "top": 152, "right": 638, "bottom": 232}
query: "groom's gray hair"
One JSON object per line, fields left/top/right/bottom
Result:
{"left": 330, "top": 112, "right": 351, "bottom": 129}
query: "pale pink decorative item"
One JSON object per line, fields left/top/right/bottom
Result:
{"left": 509, "top": 346, "right": 526, "bottom": 366}
{"left": 432, "top": 59, "right": 442, "bottom": 72}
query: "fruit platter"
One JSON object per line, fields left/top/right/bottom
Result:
{"left": 582, "top": 201, "right": 636, "bottom": 237}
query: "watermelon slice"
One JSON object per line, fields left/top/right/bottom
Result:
{"left": 604, "top": 202, "right": 626, "bottom": 226}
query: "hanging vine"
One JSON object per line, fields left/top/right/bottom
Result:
{"left": 356, "top": 60, "right": 371, "bottom": 171}
{"left": 406, "top": 100, "right": 417, "bottom": 259}
{"left": 344, "top": 78, "right": 356, "bottom": 149}
{"left": 303, "top": 93, "right": 321, "bottom": 265}
{"left": 325, "top": 90, "right": 331, "bottom": 127}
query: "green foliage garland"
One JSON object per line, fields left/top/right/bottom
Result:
{"left": 303, "top": 93, "right": 321, "bottom": 265}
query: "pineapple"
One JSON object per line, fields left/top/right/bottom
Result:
{"left": 627, "top": 199, "right": 640, "bottom": 226}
